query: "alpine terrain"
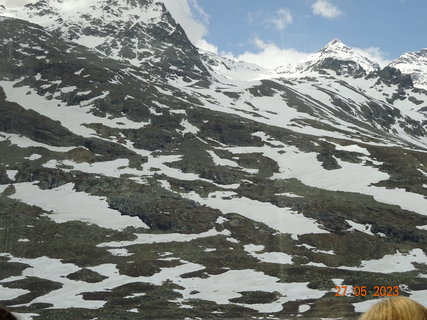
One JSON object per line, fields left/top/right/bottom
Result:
{"left": 0, "top": 0, "right": 426, "bottom": 319}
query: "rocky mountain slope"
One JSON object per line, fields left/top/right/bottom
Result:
{"left": 0, "top": 1, "right": 426, "bottom": 319}
{"left": 390, "top": 48, "right": 427, "bottom": 91}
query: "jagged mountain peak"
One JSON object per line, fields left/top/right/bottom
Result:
{"left": 321, "top": 38, "right": 347, "bottom": 50}
{"left": 0, "top": 0, "right": 208, "bottom": 78}
{"left": 2, "top": 0, "right": 169, "bottom": 35}
{"left": 302, "top": 39, "right": 381, "bottom": 75}
{"left": 274, "top": 39, "right": 381, "bottom": 78}
{"left": 390, "top": 48, "right": 427, "bottom": 90}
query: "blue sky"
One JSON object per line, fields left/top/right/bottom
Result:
{"left": 197, "top": 0, "right": 427, "bottom": 56}
{"left": 172, "top": 0, "right": 427, "bottom": 68}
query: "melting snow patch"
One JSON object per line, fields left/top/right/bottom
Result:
{"left": 13, "top": 313, "right": 39, "bottom": 320}
{"left": 43, "top": 158, "right": 145, "bottom": 179}
{"left": 98, "top": 228, "right": 231, "bottom": 248}
{"left": 0, "top": 132, "right": 76, "bottom": 152}
{"left": 409, "top": 289, "right": 427, "bottom": 306}
{"left": 334, "top": 144, "right": 370, "bottom": 155}
{"left": 353, "top": 299, "right": 380, "bottom": 313}
{"left": 1, "top": 254, "right": 205, "bottom": 310}
{"left": 207, "top": 150, "right": 240, "bottom": 167}
{"left": 0, "top": 284, "right": 29, "bottom": 301}
{"left": 0, "top": 81, "right": 146, "bottom": 136}
{"left": 297, "top": 243, "right": 335, "bottom": 255}
{"left": 6, "top": 170, "right": 18, "bottom": 180}
{"left": 275, "top": 192, "right": 303, "bottom": 198}
{"left": 346, "top": 220, "right": 375, "bottom": 236}
{"left": 0, "top": 185, "right": 8, "bottom": 194}
{"left": 9, "top": 182, "right": 149, "bottom": 230}
{"left": 107, "top": 248, "right": 133, "bottom": 257}
{"left": 244, "top": 244, "right": 294, "bottom": 264}
{"left": 24, "top": 154, "right": 42, "bottom": 161}
{"left": 60, "top": 86, "right": 77, "bottom": 93}
{"left": 176, "top": 269, "right": 326, "bottom": 313}
{"left": 182, "top": 191, "right": 328, "bottom": 237}
{"left": 339, "top": 249, "right": 427, "bottom": 273}
{"left": 298, "top": 304, "right": 311, "bottom": 313}
{"left": 179, "top": 119, "right": 199, "bottom": 135}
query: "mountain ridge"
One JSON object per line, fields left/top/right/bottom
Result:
{"left": 2, "top": 0, "right": 427, "bottom": 90}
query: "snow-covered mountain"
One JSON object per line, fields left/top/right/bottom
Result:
{"left": 0, "top": 1, "right": 426, "bottom": 319}
{"left": 0, "top": 0, "right": 208, "bottom": 79}
{"left": 390, "top": 48, "right": 427, "bottom": 90}
{"left": 303, "top": 39, "right": 380, "bottom": 73}
{"left": 275, "top": 39, "right": 381, "bottom": 77}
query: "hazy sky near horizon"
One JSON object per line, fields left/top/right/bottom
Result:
{"left": 2, "top": 0, "right": 426, "bottom": 69}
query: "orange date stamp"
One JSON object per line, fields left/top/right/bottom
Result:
{"left": 335, "top": 285, "right": 400, "bottom": 297}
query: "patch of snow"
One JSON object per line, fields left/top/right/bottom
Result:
{"left": 0, "top": 81, "right": 148, "bottom": 137}
{"left": 24, "top": 154, "right": 42, "bottom": 161}
{"left": 182, "top": 191, "right": 328, "bottom": 237}
{"left": 0, "top": 284, "right": 29, "bottom": 301}
{"left": 60, "top": 86, "right": 77, "bottom": 93}
{"left": 331, "top": 279, "right": 344, "bottom": 286}
{"left": 1, "top": 254, "right": 205, "bottom": 310}
{"left": 6, "top": 170, "right": 18, "bottom": 180}
{"left": 298, "top": 304, "right": 311, "bottom": 313}
{"left": 9, "top": 182, "right": 149, "bottom": 231}
{"left": 179, "top": 119, "right": 199, "bottom": 135}
{"left": 275, "top": 192, "right": 303, "bottom": 198}
{"left": 346, "top": 220, "right": 375, "bottom": 236}
{"left": 409, "top": 289, "right": 427, "bottom": 306}
{"left": 339, "top": 249, "right": 427, "bottom": 273}
{"left": 13, "top": 313, "right": 39, "bottom": 320}
{"left": 215, "top": 216, "right": 228, "bottom": 224}
{"left": 226, "top": 143, "right": 427, "bottom": 216}
{"left": 207, "top": 150, "right": 240, "bottom": 167}
{"left": 334, "top": 144, "right": 370, "bottom": 155}
{"left": 296, "top": 243, "right": 335, "bottom": 255}
{"left": 0, "top": 132, "right": 76, "bottom": 152}
{"left": 176, "top": 269, "right": 326, "bottom": 313}
{"left": 43, "top": 158, "right": 144, "bottom": 179}
{"left": 353, "top": 299, "right": 379, "bottom": 313}
{"left": 244, "top": 244, "right": 293, "bottom": 264}
{"left": 107, "top": 249, "right": 133, "bottom": 257}
{"left": 98, "top": 228, "right": 231, "bottom": 248}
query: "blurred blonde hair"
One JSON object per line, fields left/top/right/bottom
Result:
{"left": 360, "top": 297, "right": 427, "bottom": 320}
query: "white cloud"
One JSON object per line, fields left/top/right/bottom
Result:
{"left": 311, "top": 0, "right": 342, "bottom": 19}
{"left": 224, "top": 38, "right": 311, "bottom": 70}
{"left": 197, "top": 38, "right": 218, "bottom": 54}
{"left": 159, "top": 0, "right": 217, "bottom": 53}
{"left": 267, "top": 8, "right": 293, "bottom": 30}
{"left": 354, "top": 47, "right": 391, "bottom": 67}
